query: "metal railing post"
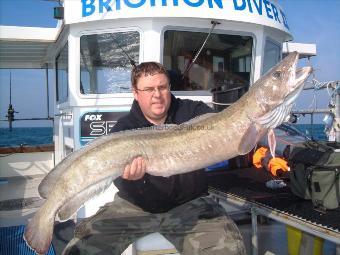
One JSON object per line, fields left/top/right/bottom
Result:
{"left": 251, "top": 207, "right": 258, "bottom": 255}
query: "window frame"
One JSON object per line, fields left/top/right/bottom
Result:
{"left": 55, "top": 42, "right": 69, "bottom": 104}
{"left": 262, "top": 37, "right": 282, "bottom": 75}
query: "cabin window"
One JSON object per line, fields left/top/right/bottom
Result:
{"left": 263, "top": 39, "right": 281, "bottom": 74}
{"left": 163, "top": 30, "right": 253, "bottom": 110}
{"left": 56, "top": 43, "right": 69, "bottom": 103}
{"left": 80, "top": 31, "right": 140, "bottom": 94}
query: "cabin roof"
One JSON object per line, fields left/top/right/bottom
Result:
{"left": 283, "top": 42, "right": 317, "bottom": 58}
{"left": 0, "top": 26, "right": 59, "bottom": 69}
{"left": 0, "top": 24, "right": 315, "bottom": 70}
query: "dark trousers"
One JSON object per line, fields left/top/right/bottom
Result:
{"left": 62, "top": 195, "right": 246, "bottom": 255}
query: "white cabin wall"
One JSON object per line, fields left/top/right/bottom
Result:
{"left": 143, "top": 20, "right": 162, "bottom": 62}
{"left": 251, "top": 25, "right": 288, "bottom": 83}
{"left": 264, "top": 26, "right": 288, "bottom": 47}
{"left": 51, "top": 26, "right": 73, "bottom": 164}
{"left": 254, "top": 27, "right": 289, "bottom": 83}
{"left": 68, "top": 29, "right": 81, "bottom": 110}
{"left": 252, "top": 27, "right": 265, "bottom": 83}
{"left": 52, "top": 32, "right": 78, "bottom": 162}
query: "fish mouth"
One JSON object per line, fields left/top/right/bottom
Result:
{"left": 284, "top": 66, "right": 313, "bottom": 107}
{"left": 286, "top": 51, "right": 312, "bottom": 92}
{"left": 292, "top": 66, "right": 313, "bottom": 91}
{"left": 289, "top": 66, "right": 313, "bottom": 93}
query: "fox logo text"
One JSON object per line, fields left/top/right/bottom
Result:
{"left": 84, "top": 114, "right": 103, "bottom": 121}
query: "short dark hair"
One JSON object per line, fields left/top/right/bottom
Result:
{"left": 131, "top": 62, "right": 169, "bottom": 89}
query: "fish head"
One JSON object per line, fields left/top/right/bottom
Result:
{"left": 254, "top": 51, "right": 312, "bottom": 114}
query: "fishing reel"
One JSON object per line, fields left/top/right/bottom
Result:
{"left": 287, "top": 113, "right": 298, "bottom": 124}
{"left": 6, "top": 104, "right": 18, "bottom": 131}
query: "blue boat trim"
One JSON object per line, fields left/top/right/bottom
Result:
{"left": 0, "top": 225, "right": 55, "bottom": 255}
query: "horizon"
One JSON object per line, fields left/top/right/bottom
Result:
{"left": 0, "top": 0, "right": 339, "bottom": 127}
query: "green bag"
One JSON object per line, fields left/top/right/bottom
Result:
{"left": 289, "top": 141, "right": 340, "bottom": 211}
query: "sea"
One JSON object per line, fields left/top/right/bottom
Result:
{"left": 0, "top": 124, "right": 328, "bottom": 147}
{"left": 0, "top": 127, "right": 53, "bottom": 147}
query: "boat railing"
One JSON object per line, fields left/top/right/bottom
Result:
{"left": 0, "top": 144, "right": 54, "bottom": 155}
{"left": 290, "top": 79, "right": 340, "bottom": 142}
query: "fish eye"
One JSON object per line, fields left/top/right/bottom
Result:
{"left": 273, "top": 71, "right": 281, "bottom": 79}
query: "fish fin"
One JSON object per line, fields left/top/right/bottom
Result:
{"left": 58, "top": 178, "right": 114, "bottom": 221}
{"left": 256, "top": 104, "right": 286, "bottom": 129}
{"left": 267, "top": 129, "right": 276, "bottom": 158}
{"left": 238, "top": 124, "right": 259, "bottom": 155}
{"left": 256, "top": 87, "right": 301, "bottom": 130}
{"left": 24, "top": 206, "right": 55, "bottom": 254}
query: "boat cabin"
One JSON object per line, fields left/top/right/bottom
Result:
{"left": 53, "top": 0, "right": 293, "bottom": 160}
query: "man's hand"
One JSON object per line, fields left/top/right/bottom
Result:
{"left": 122, "top": 156, "right": 147, "bottom": 180}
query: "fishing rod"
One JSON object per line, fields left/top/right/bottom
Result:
{"left": 111, "top": 36, "right": 136, "bottom": 68}
{"left": 183, "top": 20, "right": 220, "bottom": 78}
{"left": 5, "top": 71, "right": 18, "bottom": 132}
{"left": 1, "top": 70, "right": 54, "bottom": 130}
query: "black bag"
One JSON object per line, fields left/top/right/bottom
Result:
{"left": 289, "top": 141, "right": 340, "bottom": 211}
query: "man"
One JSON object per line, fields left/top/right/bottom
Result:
{"left": 63, "top": 62, "right": 246, "bottom": 255}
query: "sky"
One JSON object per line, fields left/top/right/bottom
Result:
{"left": 0, "top": 0, "right": 339, "bottom": 127}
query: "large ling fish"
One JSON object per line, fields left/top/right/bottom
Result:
{"left": 24, "top": 52, "right": 311, "bottom": 254}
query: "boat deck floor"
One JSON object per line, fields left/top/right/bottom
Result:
{"left": 0, "top": 174, "right": 288, "bottom": 255}
{"left": 0, "top": 176, "right": 44, "bottom": 227}
{"left": 207, "top": 167, "right": 340, "bottom": 231}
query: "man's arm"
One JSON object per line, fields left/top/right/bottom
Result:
{"left": 110, "top": 115, "right": 148, "bottom": 181}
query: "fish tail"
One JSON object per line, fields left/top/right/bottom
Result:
{"left": 24, "top": 206, "right": 55, "bottom": 254}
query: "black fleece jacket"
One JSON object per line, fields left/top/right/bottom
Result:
{"left": 111, "top": 94, "right": 215, "bottom": 213}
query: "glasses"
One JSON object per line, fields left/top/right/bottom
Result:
{"left": 135, "top": 84, "right": 171, "bottom": 94}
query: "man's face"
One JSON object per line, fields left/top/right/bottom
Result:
{"left": 133, "top": 73, "right": 171, "bottom": 124}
